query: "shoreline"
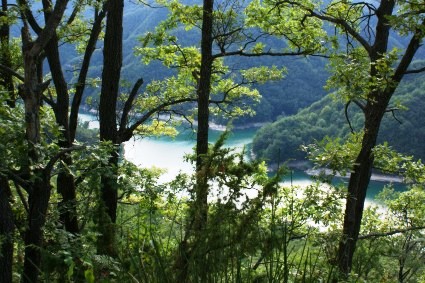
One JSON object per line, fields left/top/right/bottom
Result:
{"left": 304, "top": 168, "right": 404, "bottom": 183}
{"left": 267, "top": 160, "right": 404, "bottom": 184}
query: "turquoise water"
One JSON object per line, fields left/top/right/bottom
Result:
{"left": 79, "top": 113, "right": 405, "bottom": 200}
{"left": 279, "top": 169, "right": 405, "bottom": 201}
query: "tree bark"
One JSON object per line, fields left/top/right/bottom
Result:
{"left": 44, "top": 33, "right": 80, "bottom": 234}
{"left": 98, "top": 0, "right": 123, "bottom": 256}
{"left": 335, "top": 0, "right": 424, "bottom": 277}
{"left": 336, "top": 99, "right": 388, "bottom": 276}
{"left": 18, "top": 0, "right": 69, "bottom": 280}
{"left": 0, "top": 177, "right": 14, "bottom": 283}
{"left": 194, "top": 0, "right": 214, "bottom": 238}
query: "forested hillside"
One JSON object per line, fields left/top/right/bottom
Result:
{"left": 1, "top": 0, "right": 425, "bottom": 282}
{"left": 60, "top": 2, "right": 329, "bottom": 123}
{"left": 253, "top": 72, "right": 425, "bottom": 164}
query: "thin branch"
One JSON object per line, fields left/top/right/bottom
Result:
{"left": 404, "top": 65, "right": 425, "bottom": 74}
{"left": 120, "top": 98, "right": 197, "bottom": 142}
{"left": 390, "top": 109, "right": 402, "bottom": 124}
{"left": 275, "top": 0, "right": 372, "bottom": 54}
{"left": 359, "top": 226, "right": 425, "bottom": 240}
{"left": 69, "top": 7, "right": 106, "bottom": 141}
{"left": 13, "top": 181, "right": 29, "bottom": 213}
{"left": 0, "top": 64, "right": 24, "bottom": 81}
{"left": 212, "top": 49, "right": 320, "bottom": 59}
{"left": 119, "top": 77, "right": 144, "bottom": 132}
{"left": 17, "top": 0, "right": 43, "bottom": 34}
{"left": 44, "top": 145, "right": 85, "bottom": 177}
{"left": 352, "top": 99, "right": 366, "bottom": 112}
{"left": 1, "top": 169, "right": 31, "bottom": 194}
{"left": 345, "top": 100, "right": 355, "bottom": 133}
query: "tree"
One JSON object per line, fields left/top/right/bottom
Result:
{"left": 0, "top": 0, "right": 71, "bottom": 281}
{"left": 0, "top": 2, "right": 16, "bottom": 280}
{"left": 43, "top": 2, "right": 107, "bottom": 235}
{"left": 97, "top": 0, "right": 124, "bottom": 256}
{"left": 137, "top": 0, "right": 324, "bottom": 279}
{"left": 252, "top": 0, "right": 425, "bottom": 277}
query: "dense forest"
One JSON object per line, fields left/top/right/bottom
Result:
{"left": 1, "top": 0, "right": 425, "bottom": 282}
{"left": 253, "top": 71, "right": 425, "bottom": 164}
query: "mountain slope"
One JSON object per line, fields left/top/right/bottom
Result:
{"left": 252, "top": 72, "right": 425, "bottom": 164}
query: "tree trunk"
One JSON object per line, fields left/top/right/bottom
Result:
{"left": 22, "top": 174, "right": 52, "bottom": 283}
{"left": 336, "top": 102, "right": 386, "bottom": 276}
{"left": 0, "top": 177, "right": 14, "bottom": 283}
{"left": 19, "top": 0, "right": 69, "bottom": 280}
{"left": 98, "top": 0, "right": 123, "bottom": 256}
{"left": 175, "top": 0, "right": 214, "bottom": 281}
{"left": 44, "top": 34, "right": 80, "bottom": 234}
{"left": 194, "top": 0, "right": 214, "bottom": 239}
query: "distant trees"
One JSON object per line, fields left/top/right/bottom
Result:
{"left": 12, "top": 1, "right": 70, "bottom": 281}
{"left": 0, "top": 0, "right": 424, "bottom": 281}
{"left": 251, "top": 0, "right": 425, "bottom": 278}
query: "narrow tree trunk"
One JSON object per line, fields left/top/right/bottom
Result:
{"left": 98, "top": 0, "right": 123, "bottom": 256}
{"left": 194, "top": 0, "right": 214, "bottom": 238}
{"left": 0, "top": 177, "right": 14, "bottom": 283}
{"left": 21, "top": 42, "right": 46, "bottom": 281}
{"left": 44, "top": 35, "right": 80, "bottom": 234}
{"left": 19, "top": 0, "right": 69, "bottom": 279}
{"left": 174, "top": 2, "right": 214, "bottom": 280}
{"left": 336, "top": 100, "right": 388, "bottom": 277}
{"left": 22, "top": 174, "right": 51, "bottom": 283}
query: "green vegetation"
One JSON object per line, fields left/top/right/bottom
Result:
{"left": 1, "top": 0, "right": 425, "bottom": 282}
{"left": 253, "top": 73, "right": 425, "bottom": 164}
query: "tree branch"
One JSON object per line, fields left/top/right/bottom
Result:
{"left": 0, "top": 64, "right": 24, "bottom": 81}
{"left": 359, "top": 226, "right": 425, "bottom": 240}
{"left": 404, "top": 65, "right": 425, "bottom": 75}
{"left": 119, "top": 77, "right": 144, "bottom": 133}
{"left": 43, "top": 145, "right": 85, "bottom": 177}
{"left": 69, "top": 7, "right": 106, "bottom": 142}
{"left": 120, "top": 98, "right": 197, "bottom": 142}
{"left": 29, "top": 0, "right": 69, "bottom": 57}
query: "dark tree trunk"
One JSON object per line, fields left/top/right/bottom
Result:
{"left": 20, "top": 30, "right": 46, "bottom": 281}
{"left": 98, "top": 0, "right": 123, "bottom": 256}
{"left": 44, "top": 34, "right": 80, "bottom": 234}
{"left": 18, "top": 0, "right": 69, "bottom": 280}
{"left": 335, "top": 0, "right": 424, "bottom": 276}
{"left": 22, "top": 173, "right": 52, "bottom": 283}
{"left": 0, "top": 177, "right": 14, "bottom": 283}
{"left": 336, "top": 100, "right": 388, "bottom": 276}
{"left": 44, "top": 6, "right": 106, "bottom": 235}
{"left": 194, "top": 0, "right": 214, "bottom": 238}
{"left": 175, "top": 1, "right": 215, "bottom": 281}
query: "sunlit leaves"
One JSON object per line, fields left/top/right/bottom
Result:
{"left": 326, "top": 48, "right": 370, "bottom": 100}
{"left": 303, "top": 132, "right": 363, "bottom": 176}
{"left": 133, "top": 120, "right": 178, "bottom": 137}
{"left": 241, "top": 65, "right": 285, "bottom": 84}
{"left": 246, "top": 0, "right": 327, "bottom": 53}
{"left": 374, "top": 143, "right": 425, "bottom": 184}
{"left": 326, "top": 48, "right": 401, "bottom": 102}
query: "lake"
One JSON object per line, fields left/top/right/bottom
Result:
{"left": 79, "top": 113, "right": 404, "bottom": 201}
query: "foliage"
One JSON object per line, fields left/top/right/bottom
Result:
{"left": 135, "top": 0, "right": 287, "bottom": 123}
{"left": 253, "top": 72, "right": 425, "bottom": 164}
